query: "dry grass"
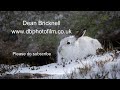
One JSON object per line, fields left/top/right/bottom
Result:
{"left": 0, "top": 50, "right": 120, "bottom": 79}
{"left": 61, "top": 50, "right": 120, "bottom": 79}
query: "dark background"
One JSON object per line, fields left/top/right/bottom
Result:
{"left": 0, "top": 11, "right": 120, "bottom": 66}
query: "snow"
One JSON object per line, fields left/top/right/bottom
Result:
{"left": 1, "top": 51, "right": 120, "bottom": 79}
{"left": 6, "top": 61, "right": 83, "bottom": 75}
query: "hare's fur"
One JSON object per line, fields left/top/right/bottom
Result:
{"left": 57, "top": 35, "right": 102, "bottom": 64}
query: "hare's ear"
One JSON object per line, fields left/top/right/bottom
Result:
{"left": 75, "top": 29, "right": 86, "bottom": 39}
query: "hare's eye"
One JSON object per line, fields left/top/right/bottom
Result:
{"left": 67, "top": 42, "right": 70, "bottom": 45}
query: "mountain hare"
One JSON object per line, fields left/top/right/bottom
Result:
{"left": 57, "top": 30, "right": 103, "bottom": 64}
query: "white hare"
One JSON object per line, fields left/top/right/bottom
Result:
{"left": 57, "top": 30, "right": 103, "bottom": 64}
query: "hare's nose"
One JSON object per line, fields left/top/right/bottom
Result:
{"left": 58, "top": 46, "right": 62, "bottom": 53}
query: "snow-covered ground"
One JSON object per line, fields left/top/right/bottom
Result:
{"left": 1, "top": 51, "right": 120, "bottom": 79}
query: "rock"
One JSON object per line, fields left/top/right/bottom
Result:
{"left": 0, "top": 73, "right": 50, "bottom": 79}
